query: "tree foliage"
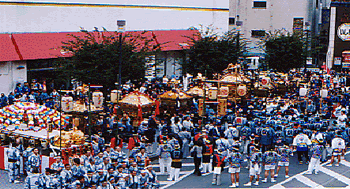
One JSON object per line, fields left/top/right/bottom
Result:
{"left": 55, "top": 28, "right": 161, "bottom": 89}
{"left": 181, "top": 25, "right": 246, "bottom": 79}
{"left": 260, "top": 29, "right": 305, "bottom": 72}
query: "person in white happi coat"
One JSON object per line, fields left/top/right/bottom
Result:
{"left": 225, "top": 124, "right": 239, "bottom": 145}
{"left": 327, "top": 131, "right": 346, "bottom": 167}
{"left": 215, "top": 134, "right": 230, "bottom": 151}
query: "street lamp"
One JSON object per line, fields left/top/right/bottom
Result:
{"left": 305, "top": 21, "right": 311, "bottom": 73}
{"left": 236, "top": 21, "right": 243, "bottom": 64}
{"left": 117, "top": 20, "right": 126, "bottom": 90}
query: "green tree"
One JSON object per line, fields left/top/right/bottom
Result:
{"left": 55, "top": 29, "right": 161, "bottom": 89}
{"left": 182, "top": 25, "right": 246, "bottom": 78}
{"left": 260, "top": 30, "right": 305, "bottom": 72}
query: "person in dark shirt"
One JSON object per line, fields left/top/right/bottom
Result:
{"left": 0, "top": 93, "right": 8, "bottom": 108}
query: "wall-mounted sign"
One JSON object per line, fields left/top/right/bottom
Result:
{"left": 338, "top": 23, "right": 350, "bottom": 41}
{"left": 334, "top": 57, "right": 342, "bottom": 65}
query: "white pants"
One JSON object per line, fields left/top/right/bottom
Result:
{"left": 202, "top": 163, "right": 212, "bottom": 173}
{"left": 159, "top": 158, "right": 172, "bottom": 174}
{"left": 240, "top": 140, "right": 250, "bottom": 154}
{"left": 213, "top": 173, "right": 221, "bottom": 185}
{"left": 169, "top": 168, "right": 180, "bottom": 181}
{"left": 307, "top": 158, "right": 320, "bottom": 173}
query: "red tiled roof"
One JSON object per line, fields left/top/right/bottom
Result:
{"left": 0, "top": 29, "right": 199, "bottom": 62}
{"left": 0, "top": 34, "right": 21, "bottom": 62}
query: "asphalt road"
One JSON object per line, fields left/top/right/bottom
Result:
{"left": 1, "top": 146, "right": 349, "bottom": 189}
{"left": 167, "top": 153, "right": 309, "bottom": 189}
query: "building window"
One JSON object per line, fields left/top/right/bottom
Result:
{"left": 251, "top": 30, "right": 266, "bottom": 37}
{"left": 293, "top": 17, "right": 304, "bottom": 34}
{"left": 253, "top": 1, "right": 267, "bottom": 8}
{"left": 0, "top": 62, "right": 9, "bottom": 74}
{"left": 229, "top": 17, "right": 235, "bottom": 25}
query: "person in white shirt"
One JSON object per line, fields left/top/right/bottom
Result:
{"left": 182, "top": 116, "right": 193, "bottom": 131}
{"left": 327, "top": 131, "right": 345, "bottom": 167}
{"left": 337, "top": 110, "right": 347, "bottom": 128}
{"left": 293, "top": 131, "right": 312, "bottom": 164}
{"left": 139, "top": 83, "right": 147, "bottom": 93}
{"left": 334, "top": 105, "right": 343, "bottom": 118}
{"left": 162, "top": 76, "right": 169, "bottom": 85}
{"left": 171, "top": 117, "right": 183, "bottom": 134}
{"left": 225, "top": 124, "right": 239, "bottom": 146}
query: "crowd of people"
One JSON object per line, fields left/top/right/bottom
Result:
{"left": 4, "top": 69, "right": 350, "bottom": 188}
{"left": 0, "top": 80, "right": 59, "bottom": 109}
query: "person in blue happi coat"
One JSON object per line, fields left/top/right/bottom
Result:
{"left": 28, "top": 148, "right": 41, "bottom": 176}
{"left": 259, "top": 124, "right": 275, "bottom": 153}
{"left": 24, "top": 167, "right": 41, "bottom": 189}
{"left": 7, "top": 142, "right": 21, "bottom": 183}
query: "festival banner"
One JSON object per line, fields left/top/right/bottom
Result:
{"left": 198, "top": 99, "right": 204, "bottom": 116}
{"left": 217, "top": 99, "right": 227, "bottom": 116}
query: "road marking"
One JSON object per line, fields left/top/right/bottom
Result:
{"left": 270, "top": 183, "right": 285, "bottom": 188}
{"left": 159, "top": 181, "right": 175, "bottom": 184}
{"left": 271, "top": 150, "right": 350, "bottom": 188}
{"left": 295, "top": 175, "right": 324, "bottom": 188}
{"left": 160, "top": 170, "right": 194, "bottom": 189}
{"left": 152, "top": 163, "right": 194, "bottom": 167}
{"left": 156, "top": 170, "right": 193, "bottom": 175}
{"left": 319, "top": 166, "right": 350, "bottom": 185}
{"left": 340, "top": 160, "right": 350, "bottom": 167}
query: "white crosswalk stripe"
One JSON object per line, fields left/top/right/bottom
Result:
{"left": 318, "top": 166, "right": 350, "bottom": 185}
{"left": 148, "top": 158, "right": 195, "bottom": 189}
{"left": 340, "top": 160, "right": 350, "bottom": 167}
{"left": 156, "top": 170, "right": 193, "bottom": 175}
{"left": 295, "top": 175, "right": 325, "bottom": 188}
{"left": 272, "top": 150, "right": 350, "bottom": 188}
{"left": 151, "top": 163, "right": 194, "bottom": 167}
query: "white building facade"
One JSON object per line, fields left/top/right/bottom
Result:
{"left": 0, "top": 0, "right": 229, "bottom": 34}
{"left": 229, "top": 0, "right": 331, "bottom": 65}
